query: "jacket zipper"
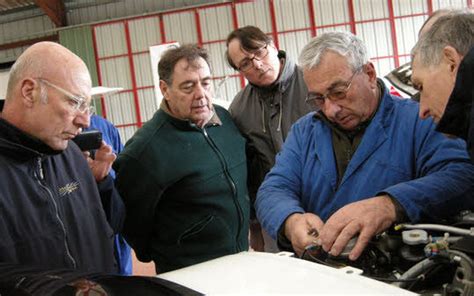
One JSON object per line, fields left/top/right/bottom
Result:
{"left": 35, "top": 157, "right": 77, "bottom": 269}
{"left": 202, "top": 128, "right": 244, "bottom": 252}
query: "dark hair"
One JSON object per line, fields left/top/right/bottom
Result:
{"left": 225, "top": 26, "right": 272, "bottom": 69}
{"left": 158, "top": 44, "right": 210, "bottom": 84}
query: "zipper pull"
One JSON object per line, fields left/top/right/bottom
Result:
{"left": 37, "top": 157, "right": 44, "bottom": 180}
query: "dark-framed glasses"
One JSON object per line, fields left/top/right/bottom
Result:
{"left": 37, "top": 79, "right": 95, "bottom": 115}
{"left": 305, "top": 68, "right": 361, "bottom": 110}
{"left": 237, "top": 44, "right": 270, "bottom": 72}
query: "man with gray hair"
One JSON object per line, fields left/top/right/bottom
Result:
{"left": 255, "top": 31, "right": 474, "bottom": 261}
{"left": 411, "top": 12, "right": 474, "bottom": 160}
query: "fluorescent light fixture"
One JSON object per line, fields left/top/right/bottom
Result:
{"left": 91, "top": 86, "right": 123, "bottom": 97}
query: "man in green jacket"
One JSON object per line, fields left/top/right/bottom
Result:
{"left": 113, "top": 45, "right": 249, "bottom": 273}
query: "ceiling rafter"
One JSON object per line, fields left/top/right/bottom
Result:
{"left": 33, "top": 0, "right": 66, "bottom": 27}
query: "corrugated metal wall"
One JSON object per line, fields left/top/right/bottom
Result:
{"left": 90, "top": 0, "right": 472, "bottom": 142}
{"left": 1, "top": 0, "right": 471, "bottom": 141}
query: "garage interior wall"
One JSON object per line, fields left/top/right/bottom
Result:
{"left": 1, "top": 0, "right": 472, "bottom": 142}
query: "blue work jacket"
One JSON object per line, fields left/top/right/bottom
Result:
{"left": 256, "top": 88, "right": 474, "bottom": 239}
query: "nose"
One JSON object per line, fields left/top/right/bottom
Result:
{"left": 74, "top": 111, "right": 91, "bottom": 129}
{"left": 194, "top": 84, "right": 206, "bottom": 99}
{"left": 323, "top": 99, "right": 342, "bottom": 116}
{"left": 418, "top": 97, "right": 430, "bottom": 120}
{"left": 252, "top": 58, "right": 263, "bottom": 70}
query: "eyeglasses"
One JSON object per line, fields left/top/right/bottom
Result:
{"left": 305, "top": 69, "right": 361, "bottom": 110}
{"left": 237, "top": 44, "right": 270, "bottom": 72}
{"left": 37, "top": 79, "right": 95, "bottom": 115}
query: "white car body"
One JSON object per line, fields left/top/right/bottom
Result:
{"left": 158, "top": 252, "right": 417, "bottom": 295}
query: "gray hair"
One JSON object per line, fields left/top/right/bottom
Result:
{"left": 298, "top": 31, "right": 368, "bottom": 72}
{"left": 412, "top": 11, "right": 474, "bottom": 67}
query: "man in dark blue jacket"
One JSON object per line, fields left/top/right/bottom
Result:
{"left": 0, "top": 41, "right": 123, "bottom": 273}
{"left": 85, "top": 114, "right": 133, "bottom": 275}
{"left": 411, "top": 12, "right": 474, "bottom": 161}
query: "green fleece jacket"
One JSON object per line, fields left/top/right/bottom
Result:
{"left": 113, "top": 105, "right": 249, "bottom": 273}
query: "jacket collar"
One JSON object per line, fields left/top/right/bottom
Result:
{"left": 159, "top": 99, "right": 222, "bottom": 129}
{"left": 436, "top": 46, "right": 474, "bottom": 140}
{"left": 251, "top": 50, "right": 296, "bottom": 97}
{"left": 313, "top": 80, "right": 392, "bottom": 189}
{"left": 0, "top": 117, "right": 60, "bottom": 160}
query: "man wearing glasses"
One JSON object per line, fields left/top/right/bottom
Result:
{"left": 255, "top": 32, "right": 474, "bottom": 261}
{"left": 0, "top": 41, "right": 123, "bottom": 273}
{"left": 225, "top": 26, "right": 312, "bottom": 252}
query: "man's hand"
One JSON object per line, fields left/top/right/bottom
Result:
{"left": 317, "top": 195, "right": 397, "bottom": 261}
{"left": 84, "top": 141, "right": 116, "bottom": 182}
{"left": 284, "top": 213, "right": 324, "bottom": 256}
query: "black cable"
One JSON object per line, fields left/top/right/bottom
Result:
{"left": 364, "top": 275, "right": 422, "bottom": 283}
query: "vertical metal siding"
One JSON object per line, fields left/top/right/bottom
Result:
{"left": 353, "top": 0, "right": 389, "bottom": 20}
{"left": 99, "top": 57, "right": 132, "bottom": 89}
{"left": 236, "top": 1, "right": 272, "bottom": 31}
{"left": 0, "top": 15, "right": 54, "bottom": 44}
{"left": 132, "top": 53, "right": 154, "bottom": 87}
{"left": 204, "top": 42, "right": 231, "bottom": 78}
{"left": 393, "top": 0, "right": 427, "bottom": 16}
{"left": 138, "top": 88, "right": 158, "bottom": 121}
{"left": 278, "top": 31, "right": 312, "bottom": 61}
{"left": 67, "top": 0, "right": 224, "bottom": 25}
{"left": 128, "top": 16, "right": 162, "bottom": 52}
{"left": 163, "top": 11, "right": 198, "bottom": 43}
{"left": 59, "top": 26, "right": 99, "bottom": 86}
{"left": 199, "top": 6, "right": 233, "bottom": 42}
{"left": 313, "top": 0, "right": 350, "bottom": 26}
{"left": 433, "top": 0, "right": 468, "bottom": 9}
{"left": 394, "top": 16, "right": 426, "bottom": 55}
{"left": 274, "top": 0, "right": 309, "bottom": 31}
{"left": 85, "top": 0, "right": 472, "bottom": 142}
{"left": 94, "top": 23, "right": 127, "bottom": 57}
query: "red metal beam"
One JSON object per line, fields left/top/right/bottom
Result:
{"left": 124, "top": 21, "right": 143, "bottom": 128}
{"left": 159, "top": 14, "right": 166, "bottom": 43}
{"left": 427, "top": 0, "right": 433, "bottom": 15}
{"left": 347, "top": 0, "right": 357, "bottom": 34}
{"left": 91, "top": 26, "right": 107, "bottom": 119}
{"left": 0, "top": 34, "right": 58, "bottom": 50}
{"left": 231, "top": 1, "right": 245, "bottom": 89}
{"left": 307, "top": 0, "right": 317, "bottom": 37}
{"left": 268, "top": 0, "right": 279, "bottom": 49}
{"left": 194, "top": 9, "right": 203, "bottom": 46}
{"left": 387, "top": 0, "right": 400, "bottom": 68}
{"left": 33, "top": 0, "right": 66, "bottom": 27}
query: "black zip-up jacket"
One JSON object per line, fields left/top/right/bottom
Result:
{"left": 229, "top": 51, "right": 311, "bottom": 216}
{"left": 437, "top": 46, "right": 474, "bottom": 162}
{"left": 0, "top": 118, "right": 120, "bottom": 273}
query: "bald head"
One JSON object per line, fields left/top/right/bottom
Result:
{"left": 2, "top": 41, "right": 92, "bottom": 151}
{"left": 6, "top": 42, "right": 91, "bottom": 103}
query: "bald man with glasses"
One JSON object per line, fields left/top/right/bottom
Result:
{"left": 255, "top": 31, "right": 474, "bottom": 261}
{"left": 0, "top": 41, "right": 123, "bottom": 273}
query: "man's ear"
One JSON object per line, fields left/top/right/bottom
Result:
{"left": 364, "top": 62, "right": 377, "bottom": 88}
{"left": 20, "top": 78, "right": 37, "bottom": 107}
{"left": 442, "top": 45, "right": 462, "bottom": 75}
{"left": 159, "top": 80, "right": 170, "bottom": 102}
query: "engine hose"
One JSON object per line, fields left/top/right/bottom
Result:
{"left": 394, "top": 258, "right": 437, "bottom": 288}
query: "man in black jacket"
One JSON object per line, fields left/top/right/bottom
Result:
{"left": 0, "top": 41, "right": 123, "bottom": 273}
{"left": 225, "top": 26, "right": 311, "bottom": 252}
{"left": 411, "top": 12, "right": 474, "bottom": 161}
